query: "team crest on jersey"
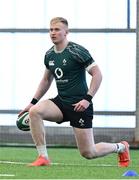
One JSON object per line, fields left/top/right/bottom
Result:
{"left": 63, "top": 59, "right": 67, "bottom": 66}
{"left": 49, "top": 60, "right": 55, "bottom": 66}
{"left": 79, "top": 118, "right": 85, "bottom": 127}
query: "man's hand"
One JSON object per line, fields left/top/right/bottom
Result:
{"left": 72, "top": 99, "right": 90, "bottom": 112}
{"left": 18, "top": 103, "right": 34, "bottom": 117}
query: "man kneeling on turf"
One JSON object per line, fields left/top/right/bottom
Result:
{"left": 19, "top": 17, "right": 130, "bottom": 167}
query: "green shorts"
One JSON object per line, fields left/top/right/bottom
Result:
{"left": 50, "top": 95, "right": 93, "bottom": 128}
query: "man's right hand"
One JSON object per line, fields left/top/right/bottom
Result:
{"left": 18, "top": 103, "right": 34, "bottom": 117}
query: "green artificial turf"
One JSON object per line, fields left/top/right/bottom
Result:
{"left": 0, "top": 147, "right": 138, "bottom": 179}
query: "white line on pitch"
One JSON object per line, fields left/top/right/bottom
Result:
{"left": 0, "top": 160, "right": 117, "bottom": 167}
{"left": 0, "top": 160, "right": 26, "bottom": 165}
{"left": 0, "top": 174, "right": 15, "bottom": 177}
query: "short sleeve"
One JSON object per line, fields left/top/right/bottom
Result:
{"left": 68, "top": 42, "right": 95, "bottom": 68}
{"left": 44, "top": 46, "right": 54, "bottom": 69}
{"left": 44, "top": 53, "right": 49, "bottom": 69}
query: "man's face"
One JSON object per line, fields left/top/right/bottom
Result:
{"left": 49, "top": 22, "right": 68, "bottom": 44}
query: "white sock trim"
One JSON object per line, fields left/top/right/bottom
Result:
{"left": 36, "top": 145, "right": 48, "bottom": 158}
{"left": 116, "top": 143, "right": 125, "bottom": 153}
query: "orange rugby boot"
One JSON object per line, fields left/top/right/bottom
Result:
{"left": 118, "top": 141, "right": 130, "bottom": 167}
{"left": 28, "top": 155, "right": 51, "bottom": 167}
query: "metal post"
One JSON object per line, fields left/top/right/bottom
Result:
{"left": 135, "top": 0, "right": 139, "bottom": 142}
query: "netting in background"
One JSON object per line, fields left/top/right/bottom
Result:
{"left": 0, "top": 113, "right": 137, "bottom": 148}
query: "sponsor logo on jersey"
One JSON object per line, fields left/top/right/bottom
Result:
{"left": 54, "top": 67, "right": 69, "bottom": 83}
{"left": 49, "top": 60, "right": 55, "bottom": 66}
{"left": 55, "top": 68, "right": 63, "bottom": 79}
{"left": 56, "top": 79, "right": 68, "bottom": 83}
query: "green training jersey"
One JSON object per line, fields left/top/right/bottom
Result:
{"left": 44, "top": 41, "right": 95, "bottom": 104}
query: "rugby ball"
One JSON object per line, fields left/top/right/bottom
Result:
{"left": 16, "top": 112, "right": 30, "bottom": 131}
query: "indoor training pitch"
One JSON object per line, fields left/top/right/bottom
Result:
{"left": 0, "top": 147, "right": 139, "bottom": 179}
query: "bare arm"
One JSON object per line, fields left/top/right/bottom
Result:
{"left": 73, "top": 64, "right": 102, "bottom": 112}
{"left": 19, "top": 68, "right": 54, "bottom": 115}
{"left": 87, "top": 64, "right": 102, "bottom": 98}
{"left": 32, "top": 68, "right": 54, "bottom": 101}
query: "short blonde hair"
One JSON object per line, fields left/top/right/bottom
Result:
{"left": 50, "top": 17, "right": 68, "bottom": 27}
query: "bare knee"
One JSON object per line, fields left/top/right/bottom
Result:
{"left": 80, "top": 150, "right": 97, "bottom": 159}
{"left": 29, "top": 105, "right": 40, "bottom": 119}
